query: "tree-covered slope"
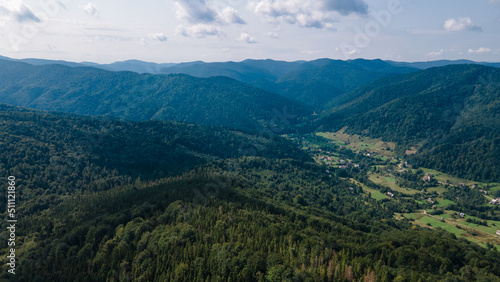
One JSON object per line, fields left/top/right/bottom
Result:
{"left": 4, "top": 157, "right": 500, "bottom": 281}
{"left": 0, "top": 59, "right": 310, "bottom": 130}
{"left": 318, "top": 64, "right": 500, "bottom": 181}
{"left": 0, "top": 104, "right": 309, "bottom": 199}
{"left": 270, "top": 59, "right": 416, "bottom": 109}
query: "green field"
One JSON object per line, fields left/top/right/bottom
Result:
{"left": 420, "top": 168, "right": 479, "bottom": 186}
{"left": 350, "top": 179, "right": 390, "bottom": 200}
{"left": 418, "top": 216, "right": 467, "bottom": 236}
{"left": 427, "top": 186, "right": 447, "bottom": 194}
{"left": 403, "top": 213, "right": 418, "bottom": 220}
{"left": 366, "top": 188, "right": 390, "bottom": 200}
{"left": 369, "top": 173, "right": 420, "bottom": 195}
{"left": 317, "top": 130, "right": 396, "bottom": 158}
{"left": 435, "top": 199, "right": 455, "bottom": 208}
{"left": 406, "top": 211, "right": 500, "bottom": 250}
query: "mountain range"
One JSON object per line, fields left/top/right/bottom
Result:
{"left": 3, "top": 55, "right": 499, "bottom": 109}
{"left": 1, "top": 56, "right": 500, "bottom": 280}
{"left": 0, "top": 59, "right": 310, "bottom": 131}
{"left": 0, "top": 56, "right": 498, "bottom": 182}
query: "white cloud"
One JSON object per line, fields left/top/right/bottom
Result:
{"left": 238, "top": 32, "right": 257, "bottom": 43}
{"left": 0, "top": 0, "right": 40, "bottom": 23}
{"left": 175, "top": 0, "right": 217, "bottom": 24}
{"left": 427, "top": 49, "right": 444, "bottom": 56}
{"left": 444, "top": 17, "right": 481, "bottom": 32}
{"left": 176, "top": 24, "right": 225, "bottom": 38}
{"left": 268, "top": 31, "right": 279, "bottom": 38}
{"left": 248, "top": 0, "right": 367, "bottom": 29}
{"left": 468, "top": 47, "right": 491, "bottom": 54}
{"left": 81, "top": 3, "right": 99, "bottom": 18}
{"left": 220, "top": 7, "right": 246, "bottom": 24}
{"left": 149, "top": 33, "right": 168, "bottom": 42}
{"left": 174, "top": 1, "right": 245, "bottom": 40}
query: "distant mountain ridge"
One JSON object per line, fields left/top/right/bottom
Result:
{"left": 3, "top": 54, "right": 498, "bottom": 109}
{"left": 0, "top": 59, "right": 310, "bottom": 130}
{"left": 387, "top": 59, "right": 500, "bottom": 70}
{"left": 161, "top": 58, "right": 418, "bottom": 108}
{"left": 0, "top": 55, "right": 175, "bottom": 73}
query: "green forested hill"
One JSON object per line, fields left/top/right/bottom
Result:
{"left": 5, "top": 157, "right": 500, "bottom": 281}
{"left": 0, "top": 60, "right": 310, "bottom": 130}
{"left": 318, "top": 64, "right": 500, "bottom": 181}
{"left": 267, "top": 59, "right": 416, "bottom": 109}
{"left": 0, "top": 104, "right": 308, "bottom": 209}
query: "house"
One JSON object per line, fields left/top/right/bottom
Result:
{"left": 427, "top": 198, "right": 434, "bottom": 204}
{"left": 490, "top": 198, "right": 500, "bottom": 205}
{"left": 497, "top": 230, "right": 500, "bottom": 236}
{"left": 471, "top": 184, "right": 477, "bottom": 189}
{"left": 386, "top": 192, "right": 394, "bottom": 198}
{"left": 457, "top": 212, "right": 465, "bottom": 218}
{"left": 458, "top": 183, "right": 465, "bottom": 187}
{"left": 479, "top": 190, "right": 488, "bottom": 195}
{"left": 423, "top": 175, "right": 431, "bottom": 182}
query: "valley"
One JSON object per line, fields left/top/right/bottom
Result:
{"left": 293, "top": 130, "right": 500, "bottom": 250}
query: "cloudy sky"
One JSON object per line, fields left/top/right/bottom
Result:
{"left": 0, "top": 0, "right": 499, "bottom": 63}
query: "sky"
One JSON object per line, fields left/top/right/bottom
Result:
{"left": 0, "top": 0, "right": 499, "bottom": 64}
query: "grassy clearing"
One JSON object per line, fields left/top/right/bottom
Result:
{"left": 367, "top": 189, "right": 389, "bottom": 200}
{"left": 488, "top": 183, "right": 500, "bottom": 194}
{"left": 350, "top": 179, "right": 389, "bottom": 200}
{"left": 427, "top": 187, "right": 447, "bottom": 194}
{"left": 369, "top": 173, "right": 420, "bottom": 195}
{"left": 403, "top": 213, "right": 419, "bottom": 220}
{"left": 420, "top": 168, "right": 478, "bottom": 186}
{"left": 408, "top": 210, "right": 500, "bottom": 248}
{"left": 317, "top": 129, "right": 397, "bottom": 158}
{"left": 418, "top": 216, "right": 466, "bottom": 236}
{"left": 435, "top": 199, "right": 455, "bottom": 208}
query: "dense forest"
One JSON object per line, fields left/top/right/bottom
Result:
{"left": 3, "top": 157, "right": 500, "bottom": 281}
{"left": 0, "top": 104, "right": 308, "bottom": 213}
{"left": 319, "top": 64, "right": 500, "bottom": 181}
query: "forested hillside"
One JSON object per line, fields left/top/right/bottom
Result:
{"left": 0, "top": 104, "right": 308, "bottom": 212}
{"left": 4, "top": 157, "right": 500, "bottom": 281}
{"left": 0, "top": 60, "right": 310, "bottom": 130}
{"left": 318, "top": 64, "right": 500, "bottom": 181}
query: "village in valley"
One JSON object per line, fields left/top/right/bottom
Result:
{"left": 286, "top": 129, "right": 500, "bottom": 251}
